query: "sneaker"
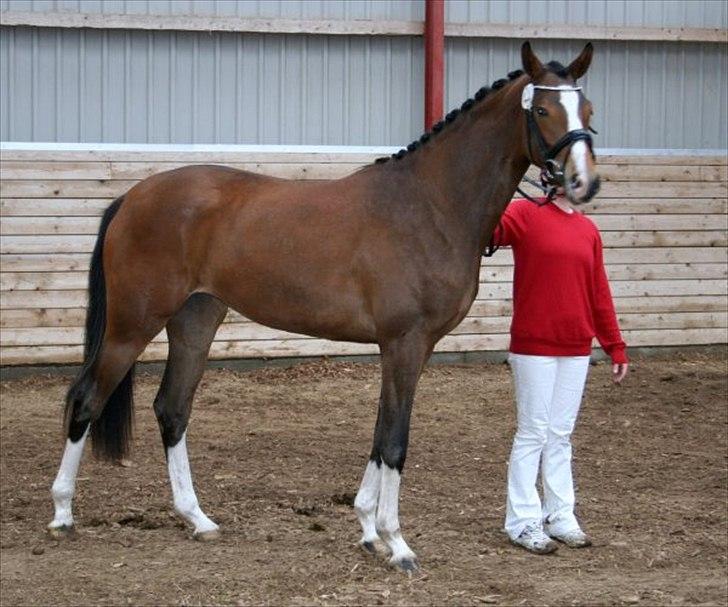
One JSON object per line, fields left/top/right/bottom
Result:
{"left": 547, "top": 527, "right": 592, "bottom": 548}
{"left": 511, "top": 523, "right": 559, "bottom": 554}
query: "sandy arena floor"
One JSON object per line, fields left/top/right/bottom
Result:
{"left": 1, "top": 351, "right": 726, "bottom": 606}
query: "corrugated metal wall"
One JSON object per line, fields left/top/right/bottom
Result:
{"left": 445, "top": 0, "right": 727, "bottom": 27}
{"left": 1, "top": 1, "right": 727, "bottom": 148}
{"left": 0, "top": 28, "right": 423, "bottom": 145}
{"left": 444, "top": 38, "right": 728, "bottom": 150}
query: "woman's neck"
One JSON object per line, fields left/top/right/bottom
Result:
{"left": 551, "top": 194, "right": 575, "bottom": 214}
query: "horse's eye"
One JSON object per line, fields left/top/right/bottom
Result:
{"left": 535, "top": 107, "right": 548, "bottom": 117}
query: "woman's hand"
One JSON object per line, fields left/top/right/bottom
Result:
{"left": 612, "top": 363, "right": 629, "bottom": 384}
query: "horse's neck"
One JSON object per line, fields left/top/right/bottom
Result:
{"left": 413, "top": 86, "right": 530, "bottom": 253}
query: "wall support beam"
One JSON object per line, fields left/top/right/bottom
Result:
{"left": 424, "top": 0, "right": 445, "bottom": 130}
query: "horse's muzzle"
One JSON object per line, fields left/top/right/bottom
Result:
{"left": 566, "top": 173, "right": 600, "bottom": 205}
{"left": 584, "top": 176, "right": 601, "bottom": 202}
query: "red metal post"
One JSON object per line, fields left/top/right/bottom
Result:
{"left": 424, "top": 0, "right": 445, "bottom": 130}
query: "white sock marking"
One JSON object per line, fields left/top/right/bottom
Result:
{"left": 559, "top": 89, "right": 590, "bottom": 197}
{"left": 167, "top": 432, "right": 218, "bottom": 535}
{"left": 49, "top": 428, "right": 89, "bottom": 530}
{"left": 375, "top": 465, "right": 416, "bottom": 563}
{"left": 354, "top": 460, "right": 382, "bottom": 544}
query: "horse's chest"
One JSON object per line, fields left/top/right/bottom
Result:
{"left": 426, "top": 269, "right": 479, "bottom": 336}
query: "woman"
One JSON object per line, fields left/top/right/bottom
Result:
{"left": 494, "top": 189, "right": 629, "bottom": 554}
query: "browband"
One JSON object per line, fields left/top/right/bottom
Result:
{"left": 533, "top": 85, "right": 582, "bottom": 91}
{"left": 521, "top": 84, "right": 583, "bottom": 110}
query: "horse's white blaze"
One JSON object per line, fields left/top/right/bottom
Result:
{"left": 558, "top": 90, "right": 590, "bottom": 195}
{"left": 49, "top": 428, "right": 89, "bottom": 530}
{"left": 375, "top": 465, "right": 416, "bottom": 563}
{"left": 354, "top": 460, "right": 382, "bottom": 544}
{"left": 167, "top": 432, "right": 218, "bottom": 534}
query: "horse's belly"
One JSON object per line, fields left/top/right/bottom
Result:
{"left": 206, "top": 269, "right": 377, "bottom": 344}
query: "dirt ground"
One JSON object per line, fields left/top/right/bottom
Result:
{"left": 1, "top": 351, "right": 726, "bottom": 606}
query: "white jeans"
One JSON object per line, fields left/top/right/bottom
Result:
{"left": 504, "top": 353, "right": 590, "bottom": 540}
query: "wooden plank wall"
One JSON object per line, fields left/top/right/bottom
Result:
{"left": 1, "top": 148, "right": 726, "bottom": 366}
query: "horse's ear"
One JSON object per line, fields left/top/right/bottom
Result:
{"left": 567, "top": 43, "right": 593, "bottom": 80}
{"left": 521, "top": 42, "right": 545, "bottom": 79}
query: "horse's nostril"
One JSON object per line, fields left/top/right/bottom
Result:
{"left": 585, "top": 177, "right": 601, "bottom": 201}
{"left": 570, "top": 175, "right": 582, "bottom": 189}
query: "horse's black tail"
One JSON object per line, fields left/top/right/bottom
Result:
{"left": 64, "top": 195, "right": 135, "bottom": 461}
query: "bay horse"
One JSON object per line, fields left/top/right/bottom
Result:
{"left": 48, "top": 42, "right": 600, "bottom": 572}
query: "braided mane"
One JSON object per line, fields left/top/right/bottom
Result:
{"left": 374, "top": 69, "right": 525, "bottom": 164}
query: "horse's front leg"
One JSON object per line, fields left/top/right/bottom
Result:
{"left": 354, "top": 428, "right": 385, "bottom": 555}
{"left": 355, "top": 331, "right": 433, "bottom": 573}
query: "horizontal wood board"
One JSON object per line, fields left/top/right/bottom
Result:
{"left": 1, "top": 150, "right": 726, "bottom": 365}
{"left": 2, "top": 11, "right": 726, "bottom": 44}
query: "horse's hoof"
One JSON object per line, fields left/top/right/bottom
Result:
{"left": 193, "top": 528, "right": 220, "bottom": 542}
{"left": 47, "top": 524, "right": 75, "bottom": 539}
{"left": 391, "top": 557, "right": 420, "bottom": 574}
{"left": 359, "top": 538, "right": 389, "bottom": 557}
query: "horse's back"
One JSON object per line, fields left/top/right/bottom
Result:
{"left": 101, "top": 163, "right": 471, "bottom": 344}
{"left": 127, "top": 164, "right": 281, "bottom": 206}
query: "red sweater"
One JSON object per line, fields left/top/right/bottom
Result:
{"left": 495, "top": 198, "right": 628, "bottom": 364}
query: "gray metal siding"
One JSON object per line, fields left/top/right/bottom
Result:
{"left": 445, "top": 0, "right": 727, "bottom": 28}
{"left": 1, "top": 1, "right": 726, "bottom": 148}
{"left": 445, "top": 38, "right": 728, "bottom": 150}
{"left": 0, "top": 26, "right": 424, "bottom": 145}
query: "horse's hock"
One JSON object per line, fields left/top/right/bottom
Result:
{"left": 0, "top": 145, "right": 727, "bottom": 366}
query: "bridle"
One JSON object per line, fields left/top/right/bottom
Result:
{"left": 521, "top": 83, "right": 596, "bottom": 188}
{"left": 484, "top": 81, "right": 599, "bottom": 258}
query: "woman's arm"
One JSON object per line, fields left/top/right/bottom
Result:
{"left": 493, "top": 199, "right": 534, "bottom": 248}
{"left": 591, "top": 230, "right": 629, "bottom": 382}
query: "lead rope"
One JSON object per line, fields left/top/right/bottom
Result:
{"left": 483, "top": 225, "right": 501, "bottom": 257}
{"left": 516, "top": 175, "right": 555, "bottom": 205}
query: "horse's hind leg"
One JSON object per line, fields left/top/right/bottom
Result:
{"left": 153, "top": 293, "right": 227, "bottom": 540}
{"left": 49, "top": 327, "right": 160, "bottom": 537}
{"left": 48, "top": 428, "right": 89, "bottom": 537}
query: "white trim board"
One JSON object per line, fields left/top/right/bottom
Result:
{"left": 1, "top": 142, "right": 726, "bottom": 157}
{"left": 0, "top": 142, "right": 400, "bottom": 154}
{"left": 1, "top": 11, "right": 725, "bottom": 44}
